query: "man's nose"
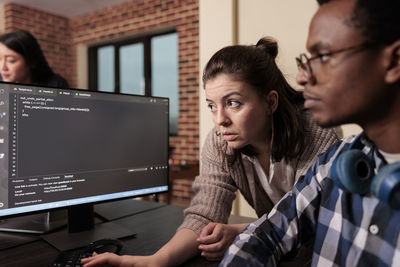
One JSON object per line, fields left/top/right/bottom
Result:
{"left": 296, "top": 69, "right": 308, "bottom": 86}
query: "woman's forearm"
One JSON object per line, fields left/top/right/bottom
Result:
{"left": 152, "top": 228, "right": 200, "bottom": 266}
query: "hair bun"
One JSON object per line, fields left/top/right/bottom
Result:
{"left": 256, "top": 37, "right": 278, "bottom": 59}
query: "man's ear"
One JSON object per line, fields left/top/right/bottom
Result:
{"left": 385, "top": 40, "right": 400, "bottom": 84}
{"left": 265, "top": 90, "right": 278, "bottom": 114}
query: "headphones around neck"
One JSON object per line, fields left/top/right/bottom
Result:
{"left": 331, "top": 135, "right": 400, "bottom": 210}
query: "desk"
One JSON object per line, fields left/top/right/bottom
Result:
{"left": 0, "top": 199, "right": 254, "bottom": 267}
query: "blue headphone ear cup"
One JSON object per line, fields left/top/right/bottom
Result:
{"left": 331, "top": 155, "right": 348, "bottom": 191}
{"left": 371, "top": 162, "right": 400, "bottom": 210}
{"left": 331, "top": 150, "right": 374, "bottom": 194}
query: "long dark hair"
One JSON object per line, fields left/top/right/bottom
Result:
{"left": 203, "top": 37, "right": 305, "bottom": 162}
{"left": 0, "top": 30, "right": 55, "bottom": 84}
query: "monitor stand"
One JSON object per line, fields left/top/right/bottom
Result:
{"left": 41, "top": 220, "right": 135, "bottom": 251}
{"left": 0, "top": 210, "right": 67, "bottom": 234}
{"left": 41, "top": 204, "right": 136, "bottom": 251}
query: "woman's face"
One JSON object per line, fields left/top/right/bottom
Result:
{"left": 205, "top": 74, "right": 275, "bottom": 153}
{"left": 0, "top": 43, "right": 31, "bottom": 83}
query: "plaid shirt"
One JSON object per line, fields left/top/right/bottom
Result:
{"left": 220, "top": 134, "right": 400, "bottom": 267}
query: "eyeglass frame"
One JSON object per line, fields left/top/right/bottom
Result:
{"left": 296, "top": 42, "right": 374, "bottom": 82}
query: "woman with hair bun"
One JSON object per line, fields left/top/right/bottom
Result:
{"left": 82, "top": 37, "right": 339, "bottom": 267}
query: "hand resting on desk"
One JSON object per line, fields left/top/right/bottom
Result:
{"left": 81, "top": 252, "right": 163, "bottom": 267}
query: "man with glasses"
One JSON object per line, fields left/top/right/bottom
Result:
{"left": 220, "top": 0, "right": 400, "bottom": 266}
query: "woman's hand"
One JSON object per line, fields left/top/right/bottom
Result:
{"left": 196, "top": 223, "right": 248, "bottom": 261}
{"left": 81, "top": 252, "right": 164, "bottom": 267}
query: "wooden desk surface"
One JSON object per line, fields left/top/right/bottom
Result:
{"left": 0, "top": 200, "right": 254, "bottom": 267}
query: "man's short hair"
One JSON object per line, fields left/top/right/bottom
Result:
{"left": 317, "top": 0, "right": 400, "bottom": 45}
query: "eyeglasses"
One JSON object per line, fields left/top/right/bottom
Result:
{"left": 296, "top": 42, "right": 372, "bottom": 82}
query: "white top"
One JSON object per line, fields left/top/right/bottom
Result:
{"left": 241, "top": 153, "right": 295, "bottom": 205}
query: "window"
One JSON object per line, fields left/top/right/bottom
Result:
{"left": 89, "top": 31, "right": 179, "bottom": 135}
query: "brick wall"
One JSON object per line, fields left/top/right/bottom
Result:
{"left": 2, "top": 0, "right": 200, "bottom": 162}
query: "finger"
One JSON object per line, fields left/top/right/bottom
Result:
{"left": 81, "top": 253, "right": 97, "bottom": 264}
{"left": 81, "top": 256, "right": 100, "bottom": 266}
{"left": 198, "top": 240, "right": 225, "bottom": 253}
{"left": 200, "top": 224, "right": 225, "bottom": 245}
{"left": 81, "top": 252, "right": 115, "bottom": 267}
{"left": 199, "top": 224, "right": 225, "bottom": 245}
{"left": 198, "top": 223, "right": 216, "bottom": 238}
{"left": 81, "top": 253, "right": 104, "bottom": 265}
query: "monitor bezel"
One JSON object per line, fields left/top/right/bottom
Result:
{"left": 0, "top": 81, "right": 170, "bottom": 221}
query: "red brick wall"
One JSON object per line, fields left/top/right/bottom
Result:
{"left": 2, "top": 0, "right": 200, "bottom": 162}
{"left": 2, "top": 3, "right": 74, "bottom": 86}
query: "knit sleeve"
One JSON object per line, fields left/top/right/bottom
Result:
{"left": 178, "top": 128, "right": 237, "bottom": 235}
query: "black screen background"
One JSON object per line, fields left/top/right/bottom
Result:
{"left": 5, "top": 89, "right": 169, "bottom": 208}
{"left": 17, "top": 96, "right": 168, "bottom": 176}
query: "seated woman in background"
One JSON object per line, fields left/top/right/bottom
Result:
{"left": 82, "top": 37, "right": 339, "bottom": 267}
{"left": 0, "top": 30, "right": 69, "bottom": 87}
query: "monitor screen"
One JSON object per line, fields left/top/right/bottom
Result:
{"left": 0, "top": 82, "right": 169, "bottom": 242}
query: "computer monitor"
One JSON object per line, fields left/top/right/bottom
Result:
{"left": 0, "top": 82, "right": 169, "bottom": 250}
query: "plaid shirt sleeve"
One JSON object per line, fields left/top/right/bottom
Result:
{"left": 220, "top": 136, "right": 400, "bottom": 267}
{"left": 220, "top": 142, "right": 339, "bottom": 266}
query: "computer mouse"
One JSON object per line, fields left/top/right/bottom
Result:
{"left": 86, "top": 238, "right": 124, "bottom": 254}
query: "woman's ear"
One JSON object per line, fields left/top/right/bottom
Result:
{"left": 265, "top": 90, "right": 278, "bottom": 114}
{"left": 384, "top": 40, "right": 400, "bottom": 84}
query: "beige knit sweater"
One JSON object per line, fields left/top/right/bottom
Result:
{"left": 179, "top": 111, "right": 339, "bottom": 234}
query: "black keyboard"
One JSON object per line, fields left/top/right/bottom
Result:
{"left": 51, "top": 238, "right": 124, "bottom": 267}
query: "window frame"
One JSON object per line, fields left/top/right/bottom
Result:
{"left": 88, "top": 28, "right": 177, "bottom": 96}
{"left": 88, "top": 28, "right": 179, "bottom": 136}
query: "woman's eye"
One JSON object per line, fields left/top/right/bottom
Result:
{"left": 207, "top": 103, "right": 216, "bottom": 112}
{"left": 228, "top": 100, "right": 240, "bottom": 108}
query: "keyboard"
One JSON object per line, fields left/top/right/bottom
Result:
{"left": 51, "top": 238, "right": 124, "bottom": 267}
